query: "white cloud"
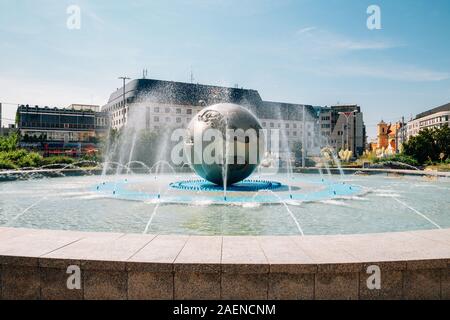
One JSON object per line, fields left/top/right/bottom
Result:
{"left": 295, "top": 27, "right": 399, "bottom": 53}
{"left": 296, "top": 26, "right": 317, "bottom": 34}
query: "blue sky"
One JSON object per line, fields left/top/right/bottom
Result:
{"left": 1, "top": 0, "right": 449, "bottom": 139}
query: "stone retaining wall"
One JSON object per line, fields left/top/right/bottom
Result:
{"left": 0, "top": 228, "right": 449, "bottom": 300}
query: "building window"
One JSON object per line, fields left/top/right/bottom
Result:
{"left": 165, "top": 108, "right": 170, "bottom": 113}
{"left": 154, "top": 107, "right": 160, "bottom": 113}
{"left": 262, "top": 122, "right": 266, "bottom": 127}
{"left": 176, "top": 117, "right": 181, "bottom": 123}
{"left": 165, "top": 117, "right": 170, "bottom": 122}
{"left": 154, "top": 116, "right": 159, "bottom": 122}
{"left": 187, "top": 109, "right": 192, "bottom": 115}
{"left": 176, "top": 108, "right": 181, "bottom": 114}
{"left": 285, "top": 123, "right": 289, "bottom": 129}
{"left": 270, "top": 123, "right": 274, "bottom": 128}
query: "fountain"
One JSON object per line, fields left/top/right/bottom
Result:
{"left": 0, "top": 101, "right": 448, "bottom": 236}
{"left": 93, "top": 103, "right": 363, "bottom": 208}
{"left": 184, "top": 103, "right": 264, "bottom": 186}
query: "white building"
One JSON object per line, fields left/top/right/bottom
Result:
{"left": 68, "top": 104, "right": 101, "bottom": 112}
{"left": 102, "top": 79, "right": 320, "bottom": 155}
{"left": 407, "top": 103, "right": 450, "bottom": 139}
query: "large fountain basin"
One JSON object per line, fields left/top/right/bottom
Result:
{"left": 0, "top": 172, "right": 448, "bottom": 236}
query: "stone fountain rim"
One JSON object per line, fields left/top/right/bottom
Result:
{"left": 1, "top": 226, "right": 449, "bottom": 269}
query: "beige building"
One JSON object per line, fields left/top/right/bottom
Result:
{"left": 407, "top": 103, "right": 450, "bottom": 139}
{"left": 317, "top": 105, "right": 366, "bottom": 157}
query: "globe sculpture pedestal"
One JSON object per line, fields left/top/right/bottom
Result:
{"left": 184, "top": 103, "right": 264, "bottom": 186}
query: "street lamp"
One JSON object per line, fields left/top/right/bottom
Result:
{"left": 118, "top": 76, "right": 131, "bottom": 110}
{"left": 338, "top": 111, "right": 355, "bottom": 151}
{"left": 302, "top": 105, "right": 306, "bottom": 168}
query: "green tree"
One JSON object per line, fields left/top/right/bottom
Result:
{"left": 433, "top": 124, "right": 450, "bottom": 160}
{"left": 403, "top": 124, "right": 450, "bottom": 164}
{"left": 0, "top": 133, "right": 19, "bottom": 152}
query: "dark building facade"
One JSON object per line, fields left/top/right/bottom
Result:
{"left": 16, "top": 105, "right": 109, "bottom": 156}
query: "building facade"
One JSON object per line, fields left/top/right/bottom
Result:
{"left": 407, "top": 103, "right": 450, "bottom": 139}
{"left": 68, "top": 104, "right": 101, "bottom": 112}
{"left": 102, "top": 79, "right": 322, "bottom": 156}
{"left": 370, "top": 120, "right": 405, "bottom": 153}
{"left": 16, "top": 104, "right": 109, "bottom": 156}
{"left": 317, "top": 105, "right": 366, "bottom": 157}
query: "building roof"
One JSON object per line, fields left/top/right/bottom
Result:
{"left": 416, "top": 102, "right": 450, "bottom": 120}
{"left": 260, "top": 101, "right": 317, "bottom": 121}
{"left": 106, "top": 79, "right": 263, "bottom": 108}
{"left": 17, "top": 105, "right": 107, "bottom": 116}
{"left": 329, "top": 104, "right": 361, "bottom": 113}
{"left": 105, "top": 78, "right": 315, "bottom": 121}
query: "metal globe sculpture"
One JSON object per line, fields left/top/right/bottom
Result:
{"left": 184, "top": 103, "right": 265, "bottom": 186}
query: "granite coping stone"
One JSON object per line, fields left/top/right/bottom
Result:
{"left": 173, "top": 236, "right": 222, "bottom": 273}
{"left": 0, "top": 227, "right": 449, "bottom": 273}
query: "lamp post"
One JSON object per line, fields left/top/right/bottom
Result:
{"left": 302, "top": 105, "right": 306, "bottom": 168}
{"left": 339, "top": 111, "right": 355, "bottom": 152}
{"left": 118, "top": 76, "right": 130, "bottom": 109}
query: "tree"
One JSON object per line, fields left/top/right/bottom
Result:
{"left": 433, "top": 124, "right": 450, "bottom": 160}
{"left": 0, "top": 133, "right": 19, "bottom": 152}
{"left": 403, "top": 124, "right": 450, "bottom": 164}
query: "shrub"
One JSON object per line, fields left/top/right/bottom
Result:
{"left": 0, "top": 158, "right": 18, "bottom": 170}
{"left": 2, "top": 149, "right": 27, "bottom": 162}
{"left": 0, "top": 150, "right": 43, "bottom": 168}
{"left": 16, "top": 152, "right": 43, "bottom": 168}
{"left": 40, "top": 156, "right": 75, "bottom": 166}
{"left": 375, "top": 154, "right": 419, "bottom": 167}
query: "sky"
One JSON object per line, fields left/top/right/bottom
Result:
{"left": 0, "top": 0, "right": 449, "bottom": 139}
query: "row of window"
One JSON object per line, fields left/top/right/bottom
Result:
{"left": 20, "top": 114, "right": 95, "bottom": 125}
{"left": 96, "top": 118, "right": 108, "bottom": 126}
{"left": 20, "top": 122, "right": 95, "bottom": 130}
{"left": 111, "top": 106, "right": 196, "bottom": 118}
{"left": 152, "top": 116, "right": 190, "bottom": 123}
{"left": 261, "top": 122, "right": 312, "bottom": 129}
{"left": 152, "top": 107, "right": 193, "bottom": 115}
{"left": 113, "top": 108, "right": 127, "bottom": 118}
{"left": 113, "top": 118, "right": 126, "bottom": 126}
{"left": 408, "top": 123, "right": 448, "bottom": 136}
{"left": 419, "top": 115, "right": 449, "bottom": 127}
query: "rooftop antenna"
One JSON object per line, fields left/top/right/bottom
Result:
{"left": 142, "top": 68, "right": 148, "bottom": 79}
